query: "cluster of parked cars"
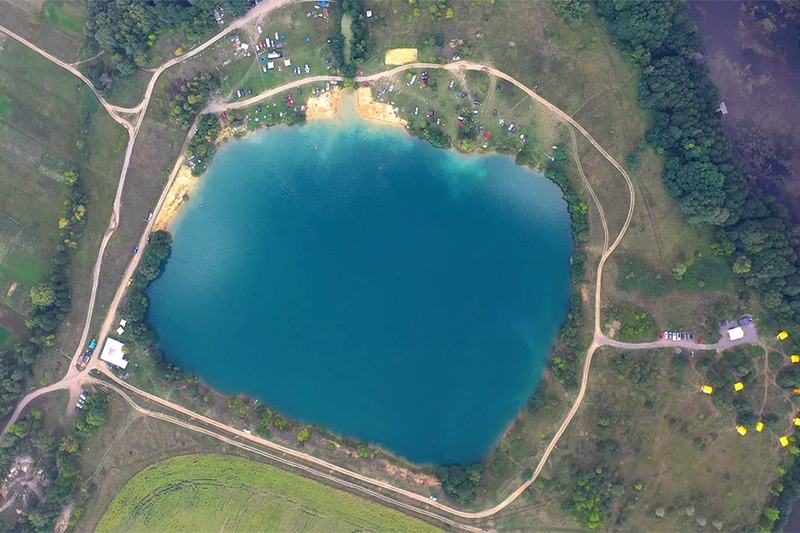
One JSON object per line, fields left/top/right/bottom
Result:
{"left": 75, "top": 390, "right": 89, "bottom": 412}
{"left": 660, "top": 331, "right": 695, "bottom": 341}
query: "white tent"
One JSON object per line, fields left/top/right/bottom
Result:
{"left": 728, "top": 326, "right": 744, "bottom": 341}
{"left": 100, "top": 337, "right": 129, "bottom": 369}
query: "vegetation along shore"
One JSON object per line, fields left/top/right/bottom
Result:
{"left": 1, "top": 0, "right": 800, "bottom": 531}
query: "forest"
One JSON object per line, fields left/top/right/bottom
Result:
{"left": 597, "top": 0, "right": 800, "bottom": 339}
{"left": 597, "top": 0, "right": 800, "bottom": 528}
{"left": 331, "top": 0, "right": 370, "bottom": 78}
{"left": 84, "top": 0, "right": 252, "bottom": 76}
{"left": 1, "top": 393, "right": 111, "bottom": 531}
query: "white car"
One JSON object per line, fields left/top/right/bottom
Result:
{"left": 243, "top": 428, "right": 252, "bottom": 434}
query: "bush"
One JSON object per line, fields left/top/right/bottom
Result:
{"left": 436, "top": 463, "right": 483, "bottom": 505}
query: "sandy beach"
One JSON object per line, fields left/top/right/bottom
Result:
{"left": 354, "top": 87, "right": 407, "bottom": 127}
{"left": 153, "top": 166, "right": 196, "bottom": 231}
{"left": 305, "top": 86, "right": 342, "bottom": 119}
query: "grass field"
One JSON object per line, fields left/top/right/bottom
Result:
{"left": 0, "top": 35, "right": 126, "bottom": 372}
{"left": 493, "top": 344, "right": 789, "bottom": 531}
{"left": 95, "top": 453, "right": 438, "bottom": 533}
{"left": 0, "top": 0, "right": 87, "bottom": 62}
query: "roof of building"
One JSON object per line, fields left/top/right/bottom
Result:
{"left": 728, "top": 326, "right": 744, "bottom": 341}
{"left": 99, "top": 337, "right": 129, "bottom": 369}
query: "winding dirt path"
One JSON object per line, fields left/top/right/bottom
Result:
{"left": 8, "top": 8, "right": 745, "bottom": 527}
{"left": 1, "top": 58, "right": 637, "bottom": 526}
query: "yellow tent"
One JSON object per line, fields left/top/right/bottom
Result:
{"left": 701, "top": 385, "right": 713, "bottom": 394}
{"left": 795, "top": 418, "right": 800, "bottom": 427}
{"left": 736, "top": 425, "right": 747, "bottom": 436}
{"left": 780, "top": 436, "right": 790, "bottom": 447}
{"left": 734, "top": 382, "right": 744, "bottom": 391}
{"left": 756, "top": 422, "right": 764, "bottom": 432}
{"left": 779, "top": 331, "right": 790, "bottom": 341}
{"left": 792, "top": 355, "right": 800, "bottom": 364}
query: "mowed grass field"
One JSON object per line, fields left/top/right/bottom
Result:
{"left": 95, "top": 453, "right": 439, "bottom": 533}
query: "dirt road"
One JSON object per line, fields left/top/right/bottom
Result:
{"left": 3, "top": 6, "right": 752, "bottom": 526}
{"left": 0, "top": 53, "right": 637, "bottom": 523}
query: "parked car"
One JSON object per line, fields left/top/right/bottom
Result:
{"left": 243, "top": 428, "right": 252, "bottom": 434}
{"left": 133, "top": 246, "right": 139, "bottom": 254}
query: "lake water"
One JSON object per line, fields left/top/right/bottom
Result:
{"left": 147, "top": 111, "right": 573, "bottom": 464}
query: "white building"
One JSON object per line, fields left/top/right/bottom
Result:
{"left": 100, "top": 337, "right": 129, "bottom": 369}
{"left": 728, "top": 326, "right": 744, "bottom": 341}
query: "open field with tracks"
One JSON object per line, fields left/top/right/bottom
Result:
{"left": 96, "top": 453, "right": 438, "bottom": 533}
{"left": 0, "top": 34, "right": 125, "bottom": 376}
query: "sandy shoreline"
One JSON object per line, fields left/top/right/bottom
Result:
{"left": 153, "top": 166, "right": 196, "bottom": 232}
{"left": 354, "top": 87, "right": 407, "bottom": 127}
{"left": 154, "top": 87, "right": 407, "bottom": 230}
{"left": 305, "top": 86, "right": 342, "bottom": 119}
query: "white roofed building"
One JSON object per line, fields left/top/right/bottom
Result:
{"left": 728, "top": 326, "right": 744, "bottom": 341}
{"left": 100, "top": 337, "right": 129, "bottom": 369}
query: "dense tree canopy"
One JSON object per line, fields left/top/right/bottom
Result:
{"left": 436, "top": 463, "right": 483, "bottom": 505}
{"left": 597, "top": 0, "right": 748, "bottom": 227}
{"left": 85, "top": 0, "right": 251, "bottom": 75}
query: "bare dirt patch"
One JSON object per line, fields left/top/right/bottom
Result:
{"left": 372, "top": 459, "right": 440, "bottom": 488}
{"left": 385, "top": 48, "right": 418, "bottom": 65}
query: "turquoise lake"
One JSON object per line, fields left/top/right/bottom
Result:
{"left": 146, "top": 114, "right": 573, "bottom": 464}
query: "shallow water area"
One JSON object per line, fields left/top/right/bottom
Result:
{"left": 147, "top": 107, "right": 573, "bottom": 464}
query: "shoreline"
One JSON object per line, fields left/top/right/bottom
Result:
{"left": 153, "top": 88, "right": 408, "bottom": 230}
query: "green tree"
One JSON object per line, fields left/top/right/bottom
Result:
{"left": 553, "top": 0, "right": 590, "bottom": 26}
{"left": 30, "top": 284, "right": 56, "bottom": 307}
{"left": 732, "top": 255, "right": 752, "bottom": 275}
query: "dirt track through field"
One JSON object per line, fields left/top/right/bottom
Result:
{"left": 0, "top": 2, "right": 762, "bottom": 527}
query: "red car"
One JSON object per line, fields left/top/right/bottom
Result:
{"left": 659, "top": 331, "right": 664, "bottom": 339}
